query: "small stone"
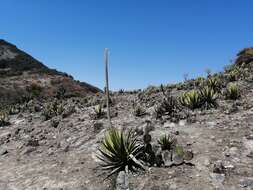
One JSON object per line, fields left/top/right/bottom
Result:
{"left": 239, "top": 178, "right": 253, "bottom": 188}
{"left": 172, "top": 153, "right": 184, "bottom": 165}
{"left": 206, "top": 121, "right": 216, "bottom": 128}
{"left": 155, "top": 154, "right": 163, "bottom": 167}
{"left": 210, "top": 173, "right": 225, "bottom": 187}
{"left": 50, "top": 119, "right": 59, "bottom": 128}
{"left": 178, "top": 120, "right": 187, "bottom": 126}
{"left": 204, "top": 158, "right": 210, "bottom": 166}
{"left": 212, "top": 161, "right": 225, "bottom": 174}
{"left": 0, "top": 148, "right": 8, "bottom": 155}
{"left": 183, "top": 150, "right": 194, "bottom": 161}
{"left": 116, "top": 171, "right": 129, "bottom": 190}
{"left": 22, "top": 147, "right": 36, "bottom": 155}
{"left": 229, "top": 147, "right": 238, "bottom": 156}
{"left": 27, "top": 139, "right": 39, "bottom": 147}
{"left": 224, "top": 164, "right": 235, "bottom": 170}
{"left": 93, "top": 122, "right": 103, "bottom": 132}
{"left": 143, "top": 134, "right": 151, "bottom": 144}
{"left": 162, "top": 150, "right": 173, "bottom": 167}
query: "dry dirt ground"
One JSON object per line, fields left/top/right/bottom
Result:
{"left": 0, "top": 87, "right": 253, "bottom": 190}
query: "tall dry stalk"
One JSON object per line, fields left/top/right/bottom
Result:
{"left": 104, "top": 48, "right": 112, "bottom": 127}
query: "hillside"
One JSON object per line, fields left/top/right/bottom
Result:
{"left": 0, "top": 40, "right": 101, "bottom": 105}
{"left": 0, "top": 46, "right": 252, "bottom": 190}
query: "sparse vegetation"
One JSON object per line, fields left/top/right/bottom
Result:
{"left": 0, "top": 112, "right": 10, "bottom": 127}
{"left": 132, "top": 104, "right": 146, "bottom": 117}
{"left": 97, "top": 128, "right": 144, "bottom": 178}
{"left": 42, "top": 100, "right": 65, "bottom": 120}
{"left": 200, "top": 86, "right": 218, "bottom": 108}
{"left": 206, "top": 77, "right": 221, "bottom": 93}
{"left": 26, "top": 83, "right": 43, "bottom": 99}
{"left": 179, "top": 90, "right": 202, "bottom": 110}
{"left": 224, "top": 84, "right": 240, "bottom": 100}
{"left": 94, "top": 104, "right": 105, "bottom": 119}
{"left": 158, "top": 134, "right": 177, "bottom": 151}
{"left": 154, "top": 85, "right": 180, "bottom": 119}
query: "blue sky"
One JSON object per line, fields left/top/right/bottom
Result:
{"left": 1, "top": 0, "right": 253, "bottom": 90}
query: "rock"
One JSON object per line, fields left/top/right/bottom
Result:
{"left": 144, "top": 143, "right": 153, "bottom": 154}
{"left": 134, "top": 125, "right": 144, "bottom": 136}
{"left": 93, "top": 122, "right": 103, "bottom": 132}
{"left": 143, "top": 134, "right": 151, "bottom": 144}
{"left": 239, "top": 178, "right": 253, "bottom": 188}
{"left": 178, "top": 120, "right": 187, "bottom": 126}
{"left": 143, "top": 120, "right": 154, "bottom": 134}
{"left": 229, "top": 147, "right": 238, "bottom": 156}
{"left": 164, "top": 122, "right": 176, "bottom": 128}
{"left": 206, "top": 121, "right": 216, "bottom": 128}
{"left": 162, "top": 150, "right": 173, "bottom": 167}
{"left": 203, "top": 158, "right": 210, "bottom": 166}
{"left": 27, "top": 139, "right": 39, "bottom": 147}
{"left": 155, "top": 153, "right": 163, "bottom": 167}
{"left": 50, "top": 118, "right": 60, "bottom": 128}
{"left": 183, "top": 150, "right": 194, "bottom": 161}
{"left": 210, "top": 173, "right": 225, "bottom": 188}
{"left": 116, "top": 171, "right": 129, "bottom": 190}
{"left": 224, "top": 164, "right": 235, "bottom": 170}
{"left": 212, "top": 161, "right": 225, "bottom": 174}
{"left": 172, "top": 153, "right": 184, "bottom": 165}
{"left": 0, "top": 148, "right": 8, "bottom": 155}
{"left": 146, "top": 151, "right": 156, "bottom": 166}
{"left": 22, "top": 147, "right": 36, "bottom": 155}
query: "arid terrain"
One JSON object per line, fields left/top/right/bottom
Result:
{"left": 0, "top": 40, "right": 252, "bottom": 190}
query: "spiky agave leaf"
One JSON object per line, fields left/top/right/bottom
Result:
{"left": 206, "top": 77, "right": 221, "bottom": 93}
{"left": 158, "top": 134, "right": 177, "bottom": 151}
{"left": 97, "top": 128, "right": 144, "bottom": 178}
{"left": 225, "top": 84, "right": 240, "bottom": 100}
{"left": 179, "top": 90, "right": 203, "bottom": 110}
{"left": 200, "top": 86, "right": 218, "bottom": 109}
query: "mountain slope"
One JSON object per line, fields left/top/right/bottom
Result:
{"left": 0, "top": 40, "right": 101, "bottom": 105}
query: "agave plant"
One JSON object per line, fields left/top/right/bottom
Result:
{"left": 200, "top": 86, "right": 218, "bottom": 109}
{"left": 206, "top": 77, "right": 221, "bottom": 93}
{"left": 97, "top": 128, "right": 144, "bottom": 178}
{"left": 42, "top": 100, "right": 65, "bottom": 120}
{"left": 224, "top": 84, "right": 240, "bottom": 100}
{"left": 0, "top": 112, "right": 10, "bottom": 127}
{"left": 228, "top": 68, "right": 241, "bottom": 81}
{"left": 132, "top": 104, "right": 146, "bottom": 117}
{"left": 94, "top": 104, "right": 104, "bottom": 118}
{"left": 155, "top": 84, "right": 179, "bottom": 118}
{"left": 158, "top": 134, "right": 177, "bottom": 151}
{"left": 179, "top": 90, "right": 203, "bottom": 110}
{"left": 155, "top": 96, "right": 178, "bottom": 118}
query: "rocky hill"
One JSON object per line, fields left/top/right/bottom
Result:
{"left": 0, "top": 46, "right": 252, "bottom": 190}
{"left": 0, "top": 40, "right": 101, "bottom": 106}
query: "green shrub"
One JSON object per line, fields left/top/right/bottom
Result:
{"left": 97, "top": 128, "right": 144, "bottom": 178}
{"left": 0, "top": 112, "right": 10, "bottom": 127}
{"left": 155, "top": 84, "right": 180, "bottom": 118}
{"left": 155, "top": 96, "right": 178, "bottom": 119}
{"left": 42, "top": 100, "right": 64, "bottom": 120}
{"left": 224, "top": 84, "right": 240, "bottom": 100}
{"left": 26, "top": 83, "right": 43, "bottom": 98}
{"left": 206, "top": 77, "right": 221, "bottom": 93}
{"left": 194, "top": 77, "right": 205, "bottom": 87}
{"left": 158, "top": 134, "right": 177, "bottom": 151}
{"left": 94, "top": 104, "right": 105, "bottom": 119}
{"left": 179, "top": 90, "right": 202, "bottom": 110}
{"left": 132, "top": 104, "right": 146, "bottom": 117}
{"left": 200, "top": 86, "right": 218, "bottom": 108}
